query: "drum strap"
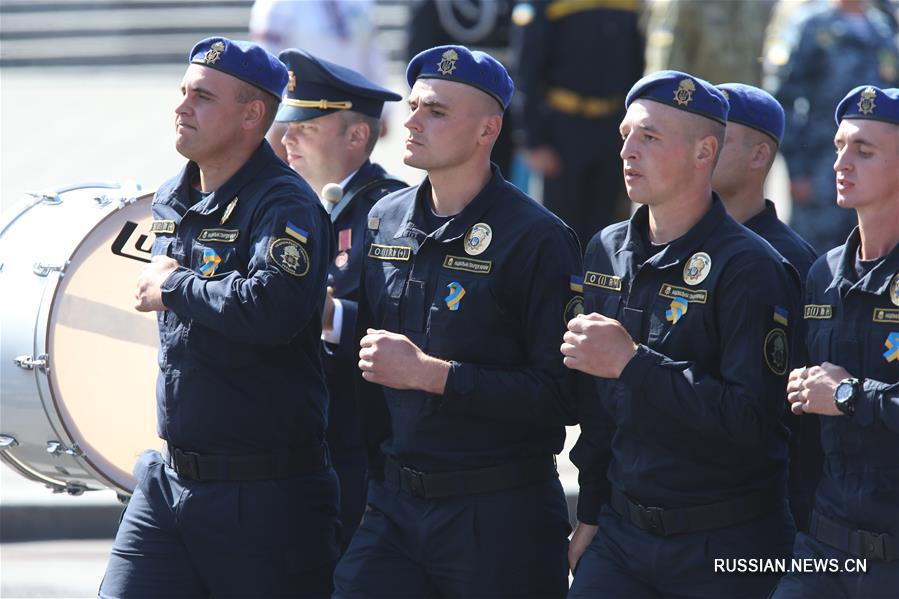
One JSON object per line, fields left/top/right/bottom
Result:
{"left": 164, "top": 444, "right": 330, "bottom": 481}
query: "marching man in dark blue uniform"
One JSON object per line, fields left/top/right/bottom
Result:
{"left": 711, "top": 82, "right": 820, "bottom": 531}
{"left": 332, "top": 45, "right": 582, "bottom": 597}
{"left": 275, "top": 48, "right": 407, "bottom": 551}
{"left": 100, "top": 37, "right": 339, "bottom": 597}
{"left": 563, "top": 71, "right": 801, "bottom": 598}
{"left": 772, "top": 85, "right": 899, "bottom": 598}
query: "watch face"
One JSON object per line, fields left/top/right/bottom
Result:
{"left": 835, "top": 383, "right": 853, "bottom": 402}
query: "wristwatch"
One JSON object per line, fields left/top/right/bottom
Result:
{"left": 834, "top": 377, "right": 861, "bottom": 416}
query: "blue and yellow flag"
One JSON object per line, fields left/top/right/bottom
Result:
{"left": 285, "top": 221, "right": 309, "bottom": 243}
{"left": 570, "top": 275, "right": 584, "bottom": 293}
{"left": 773, "top": 306, "right": 789, "bottom": 326}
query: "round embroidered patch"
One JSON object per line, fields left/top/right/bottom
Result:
{"left": 269, "top": 237, "right": 309, "bottom": 277}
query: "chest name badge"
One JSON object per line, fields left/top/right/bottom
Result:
{"left": 584, "top": 271, "right": 622, "bottom": 291}
{"left": 890, "top": 273, "right": 899, "bottom": 307}
{"left": 683, "top": 252, "right": 711, "bottom": 285}
{"left": 804, "top": 304, "right": 833, "bottom": 320}
{"left": 443, "top": 255, "right": 491, "bottom": 274}
{"left": 874, "top": 308, "right": 899, "bottom": 324}
{"left": 884, "top": 332, "right": 899, "bottom": 363}
{"left": 658, "top": 284, "right": 708, "bottom": 304}
{"left": 269, "top": 238, "right": 310, "bottom": 277}
{"left": 368, "top": 244, "right": 411, "bottom": 261}
{"left": 444, "top": 281, "right": 466, "bottom": 311}
{"left": 464, "top": 223, "right": 492, "bottom": 256}
{"left": 150, "top": 220, "right": 176, "bottom": 234}
{"left": 199, "top": 247, "right": 222, "bottom": 276}
{"left": 666, "top": 297, "right": 688, "bottom": 324}
{"left": 197, "top": 228, "right": 239, "bottom": 243}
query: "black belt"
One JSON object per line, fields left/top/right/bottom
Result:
{"left": 610, "top": 487, "right": 779, "bottom": 537}
{"left": 165, "top": 444, "right": 330, "bottom": 482}
{"left": 811, "top": 511, "right": 897, "bottom": 562}
{"left": 384, "top": 456, "right": 557, "bottom": 499}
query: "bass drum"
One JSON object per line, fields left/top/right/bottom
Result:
{"left": 0, "top": 182, "right": 161, "bottom": 497}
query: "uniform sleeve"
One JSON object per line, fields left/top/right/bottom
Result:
{"left": 511, "top": 1, "right": 553, "bottom": 149}
{"left": 161, "top": 195, "right": 333, "bottom": 345}
{"left": 435, "top": 225, "right": 583, "bottom": 427}
{"left": 617, "top": 257, "right": 795, "bottom": 449}
{"left": 569, "top": 372, "right": 615, "bottom": 525}
{"left": 855, "top": 379, "right": 899, "bottom": 434}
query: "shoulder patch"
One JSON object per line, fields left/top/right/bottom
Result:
{"left": 584, "top": 271, "right": 622, "bottom": 291}
{"left": 368, "top": 243, "right": 411, "bottom": 261}
{"left": 443, "top": 255, "right": 491, "bottom": 274}
{"left": 764, "top": 328, "right": 789, "bottom": 375}
{"left": 198, "top": 228, "right": 239, "bottom": 243}
{"left": 150, "top": 220, "right": 176, "bottom": 234}
{"left": 804, "top": 304, "right": 833, "bottom": 319}
{"left": 269, "top": 237, "right": 309, "bottom": 277}
{"left": 564, "top": 295, "right": 585, "bottom": 325}
{"left": 368, "top": 216, "right": 381, "bottom": 231}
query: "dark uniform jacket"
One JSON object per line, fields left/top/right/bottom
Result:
{"left": 151, "top": 141, "right": 334, "bottom": 455}
{"left": 324, "top": 160, "right": 406, "bottom": 457}
{"left": 358, "top": 165, "right": 583, "bottom": 473}
{"left": 803, "top": 230, "right": 899, "bottom": 537}
{"left": 573, "top": 196, "right": 801, "bottom": 524}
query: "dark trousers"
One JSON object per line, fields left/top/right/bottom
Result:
{"left": 772, "top": 531, "right": 899, "bottom": 598}
{"left": 99, "top": 450, "right": 340, "bottom": 598}
{"left": 569, "top": 502, "right": 796, "bottom": 599}
{"left": 333, "top": 477, "right": 571, "bottom": 598}
{"left": 333, "top": 451, "right": 367, "bottom": 551}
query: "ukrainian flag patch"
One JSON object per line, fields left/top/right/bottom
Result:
{"left": 285, "top": 221, "right": 308, "bottom": 243}
{"left": 570, "top": 275, "right": 584, "bottom": 293}
{"left": 773, "top": 306, "right": 789, "bottom": 326}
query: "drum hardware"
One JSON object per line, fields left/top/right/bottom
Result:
{"left": 93, "top": 195, "right": 114, "bottom": 207}
{"left": 0, "top": 435, "right": 19, "bottom": 448}
{"left": 32, "top": 262, "right": 66, "bottom": 277}
{"left": 51, "top": 481, "right": 87, "bottom": 496}
{"left": 24, "top": 192, "right": 63, "bottom": 206}
{"left": 46, "top": 440, "right": 83, "bottom": 458}
{"left": 14, "top": 354, "right": 48, "bottom": 372}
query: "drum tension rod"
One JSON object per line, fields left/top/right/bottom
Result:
{"left": 46, "top": 441, "right": 83, "bottom": 458}
{"left": 14, "top": 354, "right": 48, "bottom": 372}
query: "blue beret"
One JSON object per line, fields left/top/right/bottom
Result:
{"left": 276, "top": 49, "right": 401, "bottom": 123}
{"left": 835, "top": 85, "right": 899, "bottom": 126}
{"left": 189, "top": 37, "right": 287, "bottom": 100}
{"left": 625, "top": 70, "right": 729, "bottom": 125}
{"left": 717, "top": 83, "right": 785, "bottom": 145}
{"left": 406, "top": 45, "right": 514, "bottom": 110}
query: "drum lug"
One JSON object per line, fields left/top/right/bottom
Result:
{"left": 93, "top": 195, "right": 113, "bottom": 207}
{"left": 14, "top": 354, "right": 48, "bottom": 372}
{"left": 0, "top": 435, "right": 19, "bottom": 449}
{"left": 32, "top": 262, "right": 66, "bottom": 276}
{"left": 46, "top": 441, "right": 83, "bottom": 458}
{"left": 25, "top": 192, "right": 63, "bottom": 206}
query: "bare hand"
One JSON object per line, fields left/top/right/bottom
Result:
{"left": 787, "top": 362, "right": 850, "bottom": 416}
{"left": 790, "top": 177, "right": 812, "bottom": 205}
{"left": 525, "top": 146, "right": 563, "bottom": 178}
{"left": 322, "top": 286, "right": 335, "bottom": 332}
{"left": 568, "top": 522, "right": 599, "bottom": 572}
{"left": 359, "top": 329, "right": 449, "bottom": 393}
{"left": 135, "top": 255, "right": 179, "bottom": 312}
{"left": 561, "top": 313, "right": 638, "bottom": 378}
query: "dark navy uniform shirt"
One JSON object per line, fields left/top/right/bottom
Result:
{"left": 572, "top": 196, "right": 801, "bottom": 524}
{"left": 324, "top": 160, "right": 406, "bottom": 456}
{"left": 359, "top": 165, "right": 582, "bottom": 473}
{"left": 151, "top": 141, "right": 334, "bottom": 455}
{"left": 803, "top": 230, "right": 899, "bottom": 537}
{"left": 745, "top": 200, "right": 817, "bottom": 283}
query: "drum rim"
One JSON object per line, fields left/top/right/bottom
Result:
{"left": 32, "top": 187, "right": 155, "bottom": 495}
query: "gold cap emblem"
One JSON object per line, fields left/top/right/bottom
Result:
{"left": 673, "top": 78, "right": 696, "bottom": 106}
{"left": 437, "top": 49, "right": 459, "bottom": 76}
{"left": 204, "top": 41, "right": 225, "bottom": 65}
{"left": 683, "top": 252, "right": 712, "bottom": 285}
{"left": 287, "top": 70, "right": 297, "bottom": 92}
{"left": 857, "top": 86, "right": 877, "bottom": 116}
{"left": 891, "top": 273, "right": 899, "bottom": 307}
{"left": 464, "top": 223, "right": 492, "bottom": 256}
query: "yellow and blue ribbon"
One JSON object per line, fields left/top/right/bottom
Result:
{"left": 884, "top": 332, "right": 899, "bottom": 362}
{"left": 445, "top": 281, "right": 466, "bottom": 311}
{"left": 666, "top": 297, "right": 688, "bottom": 324}
{"left": 200, "top": 247, "right": 221, "bottom": 276}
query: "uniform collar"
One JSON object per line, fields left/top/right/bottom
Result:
{"left": 344, "top": 160, "right": 379, "bottom": 195}
{"left": 168, "top": 140, "right": 276, "bottom": 217}
{"left": 743, "top": 199, "right": 778, "bottom": 231}
{"left": 394, "top": 163, "right": 503, "bottom": 243}
{"left": 621, "top": 192, "right": 728, "bottom": 269}
{"left": 830, "top": 227, "right": 899, "bottom": 296}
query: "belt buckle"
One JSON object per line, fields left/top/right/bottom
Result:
{"left": 173, "top": 449, "right": 201, "bottom": 481}
{"left": 857, "top": 530, "right": 887, "bottom": 560}
{"left": 640, "top": 505, "right": 666, "bottom": 536}
{"left": 401, "top": 466, "right": 427, "bottom": 498}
